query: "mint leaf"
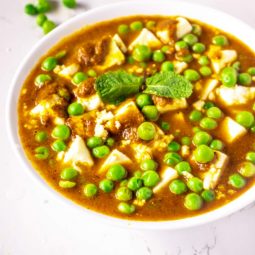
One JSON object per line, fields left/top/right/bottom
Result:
{"left": 95, "top": 70, "right": 143, "bottom": 104}
{"left": 144, "top": 71, "right": 193, "bottom": 99}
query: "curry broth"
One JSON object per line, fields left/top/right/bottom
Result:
{"left": 18, "top": 15, "right": 255, "bottom": 220}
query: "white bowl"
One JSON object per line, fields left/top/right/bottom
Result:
{"left": 7, "top": 0, "right": 255, "bottom": 230}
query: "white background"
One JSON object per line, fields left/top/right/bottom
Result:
{"left": 1, "top": 0, "right": 255, "bottom": 254}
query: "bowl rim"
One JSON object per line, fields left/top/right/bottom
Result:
{"left": 6, "top": 0, "right": 255, "bottom": 230}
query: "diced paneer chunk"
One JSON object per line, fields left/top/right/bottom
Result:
{"left": 64, "top": 135, "right": 94, "bottom": 169}
{"left": 176, "top": 17, "right": 193, "bottom": 39}
{"left": 218, "top": 117, "right": 247, "bottom": 143}
{"left": 131, "top": 143, "right": 152, "bottom": 163}
{"left": 203, "top": 151, "right": 229, "bottom": 189}
{"left": 215, "top": 85, "right": 255, "bottom": 106}
{"left": 99, "top": 149, "right": 132, "bottom": 174}
{"left": 128, "top": 28, "right": 162, "bottom": 51}
{"left": 153, "top": 166, "right": 178, "bottom": 193}
{"left": 77, "top": 94, "right": 103, "bottom": 111}
{"left": 54, "top": 63, "right": 80, "bottom": 79}
{"left": 174, "top": 61, "right": 188, "bottom": 74}
{"left": 113, "top": 34, "right": 127, "bottom": 53}
{"left": 192, "top": 100, "right": 205, "bottom": 111}
{"left": 200, "top": 79, "right": 219, "bottom": 100}
{"left": 152, "top": 96, "right": 187, "bottom": 113}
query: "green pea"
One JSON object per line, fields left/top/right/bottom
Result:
{"left": 127, "top": 177, "right": 143, "bottom": 191}
{"left": 42, "top": 20, "right": 56, "bottom": 34}
{"left": 106, "top": 137, "right": 115, "bottom": 147}
{"left": 160, "top": 121, "right": 170, "bottom": 131}
{"left": 140, "top": 159, "right": 158, "bottom": 171}
{"left": 152, "top": 50, "right": 165, "bottom": 62}
{"left": 168, "top": 141, "right": 181, "bottom": 152}
{"left": 136, "top": 93, "right": 153, "bottom": 108}
{"left": 72, "top": 72, "right": 88, "bottom": 85}
{"left": 118, "top": 24, "right": 129, "bottom": 34}
{"left": 55, "top": 50, "right": 67, "bottom": 59}
{"left": 184, "top": 193, "right": 203, "bottom": 210}
{"left": 136, "top": 187, "right": 153, "bottom": 200}
{"left": 163, "top": 152, "right": 182, "bottom": 166}
{"left": 87, "top": 69, "right": 97, "bottom": 77}
{"left": 192, "top": 43, "right": 206, "bottom": 53}
{"left": 206, "top": 107, "right": 222, "bottom": 119}
{"left": 130, "top": 21, "right": 143, "bottom": 31}
{"left": 58, "top": 87, "right": 70, "bottom": 100}
{"left": 239, "top": 162, "right": 255, "bottom": 177}
{"left": 92, "top": 145, "right": 110, "bottom": 158}
{"left": 200, "top": 117, "right": 218, "bottom": 130}
{"left": 60, "top": 167, "right": 78, "bottom": 180}
{"left": 236, "top": 111, "right": 254, "bottom": 128}
{"left": 37, "top": 0, "right": 51, "bottom": 13}
{"left": 132, "top": 45, "right": 152, "bottom": 62}
{"left": 238, "top": 73, "right": 252, "bottom": 86}
{"left": 203, "top": 101, "right": 215, "bottom": 110}
{"left": 86, "top": 136, "right": 103, "bottom": 149}
{"left": 126, "top": 56, "right": 134, "bottom": 65}
{"left": 106, "top": 164, "right": 127, "bottom": 181}
{"left": 62, "top": 0, "right": 76, "bottom": 8}
{"left": 120, "top": 180, "right": 128, "bottom": 187}
{"left": 52, "top": 125, "right": 70, "bottom": 140}
{"left": 137, "top": 122, "right": 156, "bottom": 141}
{"left": 194, "top": 145, "right": 214, "bottom": 163}
{"left": 52, "top": 140, "right": 67, "bottom": 152}
{"left": 192, "top": 24, "right": 202, "bottom": 36}
{"left": 198, "top": 56, "right": 210, "bottom": 66}
{"left": 189, "top": 110, "right": 202, "bottom": 122}
{"left": 180, "top": 54, "right": 193, "bottom": 63}
{"left": 212, "top": 35, "right": 228, "bottom": 46}
{"left": 36, "top": 14, "right": 47, "bottom": 27}
{"left": 175, "top": 161, "right": 191, "bottom": 174}
{"left": 142, "top": 170, "right": 160, "bottom": 187}
{"left": 232, "top": 61, "right": 241, "bottom": 71}
{"left": 187, "top": 177, "right": 203, "bottom": 193}
{"left": 115, "top": 187, "right": 132, "bottom": 201}
{"left": 35, "top": 146, "right": 49, "bottom": 159}
{"left": 210, "top": 139, "right": 224, "bottom": 151}
{"left": 118, "top": 202, "right": 135, "bottom": 214}
{"left": 193, "top": 131, "right": 212, "bottom": 146}
{"left": 134, "top": 171, "right": 143, "bottom": 178}
{"left": 142, "top": 105, "right": 159, "bottom": 121}
{"left": 192, "top": 127, "right": 201, "bottom": 133}
{"left": 248, "top": 67, "right": 255, "bottom": 76}
{"left": 181, "top": 136, "right": 191, "bottom": 145}
{"left": 251, "top": 125, "right": 255, "bottom": 133}
{"left": 175, "top": 40, "right": 188, "bottom": 51}
{"left": 183, "top": 33, "right": 198, "bottom": 46}
{"left": 24, "top": 4, "right": 38, "bottom": 15}
{"left": 59, "top": 180, "right": 76, "bottom": 188}
{"left": 246, "top": 152, "right": 255, "bottom": 163}
{"left": 161, "top": 61, "right": 174, "bottom": 72}
{"left": 84, "top": 183, "right": 98, "bottom": 198}
{"left": 201, "top": 190, "right": 215, "bottom": 202}
{"left": 35, "top": 131, "right": 48, "bottom": 142}
{"left": 228, "top": 173, "right": 246, "bottom": 188}
{"left": 41, "top": 57, "right": 57, "bottom": 71}
{"left": 169, "top": 179, "right": 187, "bottom": 195}
{"left": 146, "top": 20, "right": 156, "bottom": 29}
{"left": 220, "top": 67, "right": 237, "bottom": 87}
{"left": 199, "top": 66, "right": 212, "bottom": 77}
{"left": 184, "top": 69, "right": 200, "bottom": 82}
{"left": 99, "top": 179, "right": 114, "bottom": 193}
{"left": 67, "top": 102, "right": 84, "bottom": 116}
{"left": 161, "top": 45, "right": 170, "bottom": 53}
{"left": 34, "top": 74, "right": 52, "bottom": 87}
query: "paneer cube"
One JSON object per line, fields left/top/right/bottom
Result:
{"left": 176, "top": 17, "right": 193, "bottom": 39}
{"left": 174, "top": 61, "right": 188, "bottom": 74}
{"left": 131, "top": 143, "right": 152, "bottom": 163}
{"left": 77, "top": 94, "right": 103, "bottom": 111}
{"left": 99, "top": 149, "right": 132, "bottom": 174}
{"left": 218, "top": 117, "right": 247, "bottom": 143}
{"left": 128, "top": 28, "right": 162, "bottom": 51}
{"left": 200, "top": 79, "right": 219, "bottom": 100}
{"left": 54, "top": 63, "right": 80, "bottom": 80}
{"left": 113, "top": 34, "right": 127, "bottom": 53}
{"left": 192, "top": 100, "right": 205, "bottom": 111}
{"left": 64, "top": 135, "right": 94, "bottom": 170}
{"left": 153, "top": 97, "right": 187, "bottom": 114}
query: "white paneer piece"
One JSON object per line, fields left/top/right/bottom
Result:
{"left": 156, "top": 30, "right": 170, "bottom": 44}
{"left": 54, "top": 63, "right": 80, "bottom": 80}
{"left": 174, "top": 61, "right": 188, "bottom": 74}
{"left": 131, "top": 143, "right": 152, "bottom": 163}
{"left": 64, "top": 135, "right": 94, "bottom": 170}
{"left": 153, "top": 167, "right": 178, "bottom": 193}
{"left": 192, "top": 100, "right": 205, "bottom": 111}
{"left": 155, "top": 98, "right": 187, "bottom": 114}
{"left": 176, "top": 17, "right": 193, "bottom": 39}
{"left": 99, "top": 149, "right": 132, "bottom": 174}
{"left": 77, "top": 94, "right": 103, "bottom": 111}
{"left": 203, "top": 151, "right": 229, "bottom": 189}
{"left": 101, "top": 39, "right": 125, "bottom": 69}
{"left": 215, "top": 85, "right": 255, "bottom": 106}
{"left": 94, "top": 123, "right": 108, "bottom": 139}
{"left": 128, "top": 28, "right": 162, "bottom": 51}
{"left": 200, "top": 79, "right": 219, "bottom": 100}
{"left": 113, "top": 34, "right": 127, "bottom": 53}
{"left": 53, "top": 117, "right": 65, "bottom": 125}
{"left": 181, "top": 145, "right": 190, "bottom": 158}
{"left": 219, "top": 117, "right": 247, "bottom": 143}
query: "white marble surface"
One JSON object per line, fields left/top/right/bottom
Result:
{"left": 1, "top": 0, "right": 255, "bottom": 254}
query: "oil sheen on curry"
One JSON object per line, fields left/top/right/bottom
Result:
{"left": 18, "top": 15, "right": 255, "bottom": 220}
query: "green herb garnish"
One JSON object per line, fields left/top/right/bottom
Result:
{"left": 95, "top": 70, "right": 143, "bottom": 104}
{"left": 144, "top": 71, "right": 193, "bottom": 99}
